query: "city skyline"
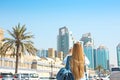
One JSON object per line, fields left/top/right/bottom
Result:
{"left": 0, "top": 0, "right": 120, "bottom": 66}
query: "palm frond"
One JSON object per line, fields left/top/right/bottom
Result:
{"left": 19, "top": 25, "right": 26, "bottom": 35}
{"left": 2, "top": 23, "right": 37, "bottom": 73}
{"left": 24, "top": 43, "right": 37, "bottom": 55}
{"left": 7, "top": 30, "right": 16, "bottom": 39}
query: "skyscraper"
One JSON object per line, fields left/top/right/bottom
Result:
{"left": 37, "top": 49, "right": 48, "bottom": 57}
{"left": 80, "top": 33, "right": 93, "bottom": 45}
{"left": 48, "top": 48, "right": 55, "bottom": 58}
{"left": 58, "top": 51, "right": 63, "bottom": 60}
{"left": 57, "top": 27, "right": 75, "bottom": 57}
{"left": 84, "top": 42, "right": 94, "bottom": 69}
{"left": 80, "top": 33, "right": 94, "bottom": 69}
{"left": 117, "top": 43, "right": 120, "bottom": 67}
{"left": 96, "top": 45, "right": 109, "bottom": 70}
{"left": 93, "top": 48, "right": 97, "bottom": 69}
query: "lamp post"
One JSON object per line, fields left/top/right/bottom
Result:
{"left": 51, "top": 61, "right": 53, "bottom": 78}
{"left": 84, "top": 65, "right": 87, "bottom": 80}
{"left": 50, "top": 61, "right": 54, "bottom": 78}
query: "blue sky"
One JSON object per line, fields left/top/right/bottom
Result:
{"left": 0, "top": 0, "right": 120, "bottom": 66}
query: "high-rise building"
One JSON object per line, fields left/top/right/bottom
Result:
{"left": 96, "top": 45, "right": 109, "bottom": 70}
{"left": 37, "top": 49, "right": 48, "bottom": 57}
{"left": 80, "top": 33, "right": 93, "bottom": 46}
{"left": 57, "top": 27, "right": 75, "bottom": 57}
{"left": 48, "top": 48, "right": 55, "bottom": 58}
{"left": 117, "top": 43, "right": 120, "bottom": 67}
{"left": 84, "top": 42, "right": 94, "bottom": 69}
{"left": 80, "top": 33, "right": 94, "bottom": 69}
{"left": 58, "top": 51, "right": 63, "bottom": 60}
{"left": 55, "top": 50, "right": 57, "bottom": 57}
{"left": 93, "top": 48, "right": 97, "bottom": 69}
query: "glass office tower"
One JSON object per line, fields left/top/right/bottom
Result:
{"left": 37, "top": 49, "right": 48, "bottom": 57}
{"left": 96, "top": 45, "right": 109, "bottom": 70}
{"left": 80, "top": 33, "right": 93, "bottom": 45}
{"left": 57, "top": 27, "right": 75, "bottom": 57}
{"left": 117, "top": 43, "right": 120, "bottom": 67}
{"left": 93, "top": 48, "right": 97, "bottom": 69}
{"left": 81, "top": 33, "right": 94, "bottom": 69}
{"left": 84, "top": 43, "right": 94, "bottom": 69}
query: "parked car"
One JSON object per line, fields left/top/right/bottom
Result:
{"left": 0, "top": 72, "right": 14, "bottom": 80}
{"left": 14, "top": 73, "right": 29, "bottom": 80}
{"left": 100, "top": 75, "right": 110, "bottom": 80}
{"left": 29, "top": 73, "right": 39, "bottom": 80}
{"left": 40, "top": 77, "right": 56, "bottom": 80}
{"left": 14, "top": 73, "right": 39, "bottom": 80}
{"left": 89, "top": 76, "right": 95, "bottom": 80}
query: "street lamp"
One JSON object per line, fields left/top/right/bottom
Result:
{"left": 84, "top": 65, "right": 87, "bottom": 80}
{"left": 50, "top": 61, "right": 55, "bottom": 78}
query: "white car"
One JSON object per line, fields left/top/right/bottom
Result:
{"left": 0, "top": 72, "right": 14, "bottom": 80}
{"left": 14, "top": 73, "right": 39, "bottom": 80}
{"left": 100, "top": 75, "right": 110, "bottom": 80}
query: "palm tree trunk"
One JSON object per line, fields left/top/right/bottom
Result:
{"left": 15, "top": 44, "right": 19, "bottom": 73}
{"left": 1, "top": 55, "right": 2, "bottom": 67}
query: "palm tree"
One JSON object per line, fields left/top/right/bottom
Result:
{"left": 0, "top": 43, "right": 3, "bottom": 58}
{"left": 0, "top": 43, "right": 6, "bottom": 58}
{"left": 2, "top": 23, "right": 37, "bottom": 73}
{"left": 95, "top": 65, "right": 103, "bottom": 72}
{"left": 0, "top": 43, "right": 4, "bottom": 66}
{"left": 102, "top": 69, "right": 110, "bottom": 76}
{"left": 102, "top": 69, "right": 107, "bottom": 76}
{"left": 95, "top": 65, "right": 103, "bottom": 78}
